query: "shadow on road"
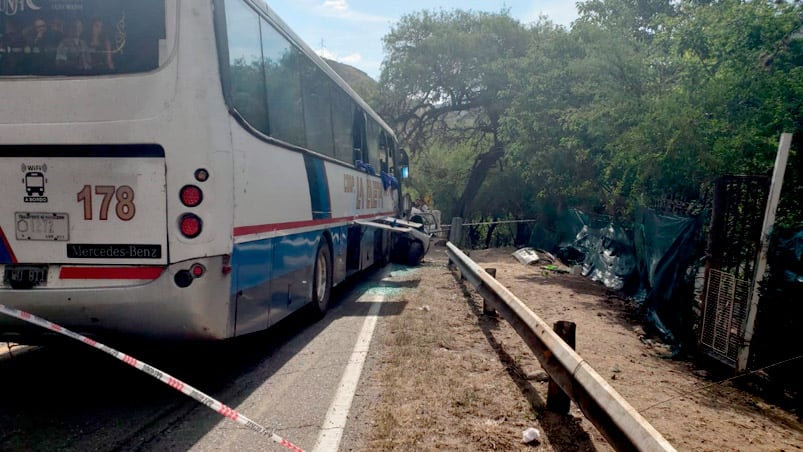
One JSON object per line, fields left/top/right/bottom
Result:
{"left": 0, "top": 263, "right": 411, "bottom": 451}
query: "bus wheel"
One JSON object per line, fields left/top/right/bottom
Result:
{"left": 406, "top": 240, "right": 425, "bottom": 266}
{"left": 310, "top": 241, "right": 333, "bottom": 318}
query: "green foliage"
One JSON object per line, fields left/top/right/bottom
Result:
{"left": 378, "top": 9, "right": 530, "bottom": 218}
{"left": 407, "top": 140, "right": 475, "bottom": 219}
{"left": 380, "top": 0, "right": 803, "bottom": 228}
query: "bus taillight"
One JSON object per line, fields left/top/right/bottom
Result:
{"left": 180, "top": 185, "right": 203, "bottom": 207}
{"left": 179, "top": 214, "right": 203, "bottom": 238}
{"left": 221, "top": 255, "right": 232, "bottom": 275}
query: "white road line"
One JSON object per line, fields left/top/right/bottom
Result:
{"left": 312, "top": 293, "right": 384, "bottom": 452}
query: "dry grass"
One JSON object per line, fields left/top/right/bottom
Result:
{"left": 356, "top": 252, "right": 554, "bottom": 452}
{"left": 345, "top": 245, "right": 803, "bottom": 451}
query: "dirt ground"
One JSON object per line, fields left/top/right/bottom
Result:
{"left": 346, "top": 245, "right": 803, "bottom": 451}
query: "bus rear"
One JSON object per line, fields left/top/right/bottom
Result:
{"left": 0, "top": 1, "right": 235, "bottom": 342}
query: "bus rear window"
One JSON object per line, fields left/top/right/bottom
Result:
{"left": 0, "top": 0, "right": 165, "bottom": 76}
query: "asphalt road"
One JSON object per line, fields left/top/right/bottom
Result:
{"left": 0, "top": 265, "right": 409, "bottom": 452}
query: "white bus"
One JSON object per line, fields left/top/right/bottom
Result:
{"left": 0, "top": 0, "right": 427, "bottom": 343}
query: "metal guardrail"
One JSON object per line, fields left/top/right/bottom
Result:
{"left": 446, "top": 242, "right": 676, "bottom": 452}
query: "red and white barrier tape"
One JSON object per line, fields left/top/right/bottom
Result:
{"left": 0, "top": 304, "right": 304, "bottom": 452}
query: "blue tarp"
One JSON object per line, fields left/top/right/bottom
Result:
{"left": 773, "top": 229, "right": 803, "bottom": 283}
{"left": 539, "top": 208, "right": 702, "bottom": 350}
{"left": 750, "top": 228, "right": 803, "bottom": 394}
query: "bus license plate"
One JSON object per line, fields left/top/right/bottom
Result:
{"left": 4, "top": 266, "right": 48, "bottom": 289}
{"left": 15, "top": 212, "right": 69, "bottom": 241}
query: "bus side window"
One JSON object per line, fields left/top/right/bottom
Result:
{"left": 387, "top": 136, "right": 396, "bottom": 174}
{"left": 262, "top": 19, "right": 306, "bottom": 147}
{"left": 332, "top": 89, "right": 355, "bottom": 163}
{"left": 365, "top": 118, "right": 382, "bottom": 172}
{"left": 299, "top": 59, "right": 335, "bottom": 157}
{"left": 379, "top": 132, "right": 389, "bottom": 173}
{"left": 353, "top": 110, "right": 366, "bottom": 164}
{"left": 226, "top": 1, "right": 269, "bottom": 133}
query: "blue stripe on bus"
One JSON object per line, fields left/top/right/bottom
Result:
{"left": 231, "top": 230, "right": 327, "bottom": 334}
{"left": 232, "top": 232, "right": 320, "bottom": 293}
{"left": 0, "top": 144, "right": 165, "bottom": 158}
{"left": 303, "top": 155, "right": 332, "bottom": 220}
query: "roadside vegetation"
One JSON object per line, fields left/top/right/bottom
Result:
{"left": 354, "top": 251, "right": 803, "bottom": 450}
{"left": 372, "top": 0, "right": 803, "bottom": 229}
{"left": 326, "top": 1, "right": 803, "bottom": 427}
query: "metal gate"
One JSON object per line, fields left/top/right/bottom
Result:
{"left": 699, "top": 175, "right": 769, "bottom": 367}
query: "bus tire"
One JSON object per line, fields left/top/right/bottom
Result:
{"left": 310, "top": 240, "right": 333, "bottom": 318}
{"left": 406, "top": 240, "right": 425, "bottom": 266}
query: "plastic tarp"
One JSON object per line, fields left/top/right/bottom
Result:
{"left": 751, "top": 228, "right": 803, "bottom": 390}
{"left": 633, "top": 209, "right": 701, "bottom": 348}
{"left": 550, "top": 210, "right": 638, "bottom": 292}
{"left": 534, "top": 208, "right": 701, "bottom": 349}
{"left": 772, "top": 229, "right": 803, "bottom": 283}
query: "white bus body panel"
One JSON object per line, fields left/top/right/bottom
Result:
{"left": 0, "top": 0, "right": 401, "bottom": 342}
{"left": 231, "top": 126, "right": 312, "bottom": 235}
{"left": 1, "top": 156, "right": 168, "bottom": 265}
{"left": 0, "top": 1, "right": 237, "bottom": 340}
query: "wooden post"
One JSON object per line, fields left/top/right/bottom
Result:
{"left": 449, "top": 217, "right": 464, "bottom": 246}
{"left": 547, "top": 321, "right": 576, "bottom": 414}
{"left": 445, "top": 243, "right": 675, "bottom": 450}
{"left": 738, "top": 133, "right": 792, "bottom": 372}
{"left": 483, "top": 268, "right": 497, "bottom": 316}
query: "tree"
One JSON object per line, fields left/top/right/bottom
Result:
{"left": 379, "top": 9, "right": 530, "bottom": 218}
{"left": 626, "top": 0, "right": 803, "bottom": 208}
{"left": 565, "top": 0, "right": 803, "bottom": 217}
{"left": 380, "top": 1, "right": 803, "bottom": 230}
{"left": 502, "top": 20, "right": 601, "bottom": 223}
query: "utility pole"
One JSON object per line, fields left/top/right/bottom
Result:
{"left": 737, "top": 133, "right": 793, "bottom": 371}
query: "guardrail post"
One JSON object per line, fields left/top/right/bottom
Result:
{"left": 449, "top": 217, "right": 463, "bottom": 246}
{"left": 547, "top": 321, "right": 576, "bottom": 414}
{"left": 483, "top": 268, "right": 497, "bottom": 316}
{"left": 445, "top": 242, "right": 676, "bottom": 451}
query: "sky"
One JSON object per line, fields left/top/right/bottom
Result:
{"left": 267, "top": 1, "right": 579, "bottom": 79}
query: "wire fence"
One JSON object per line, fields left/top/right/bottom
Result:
{"left": 444, "top": 218, "right": 538, "bottom": 250}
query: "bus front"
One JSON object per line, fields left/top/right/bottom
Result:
{"left": 0, "top": 1, "right": 235, "bottom": 342}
